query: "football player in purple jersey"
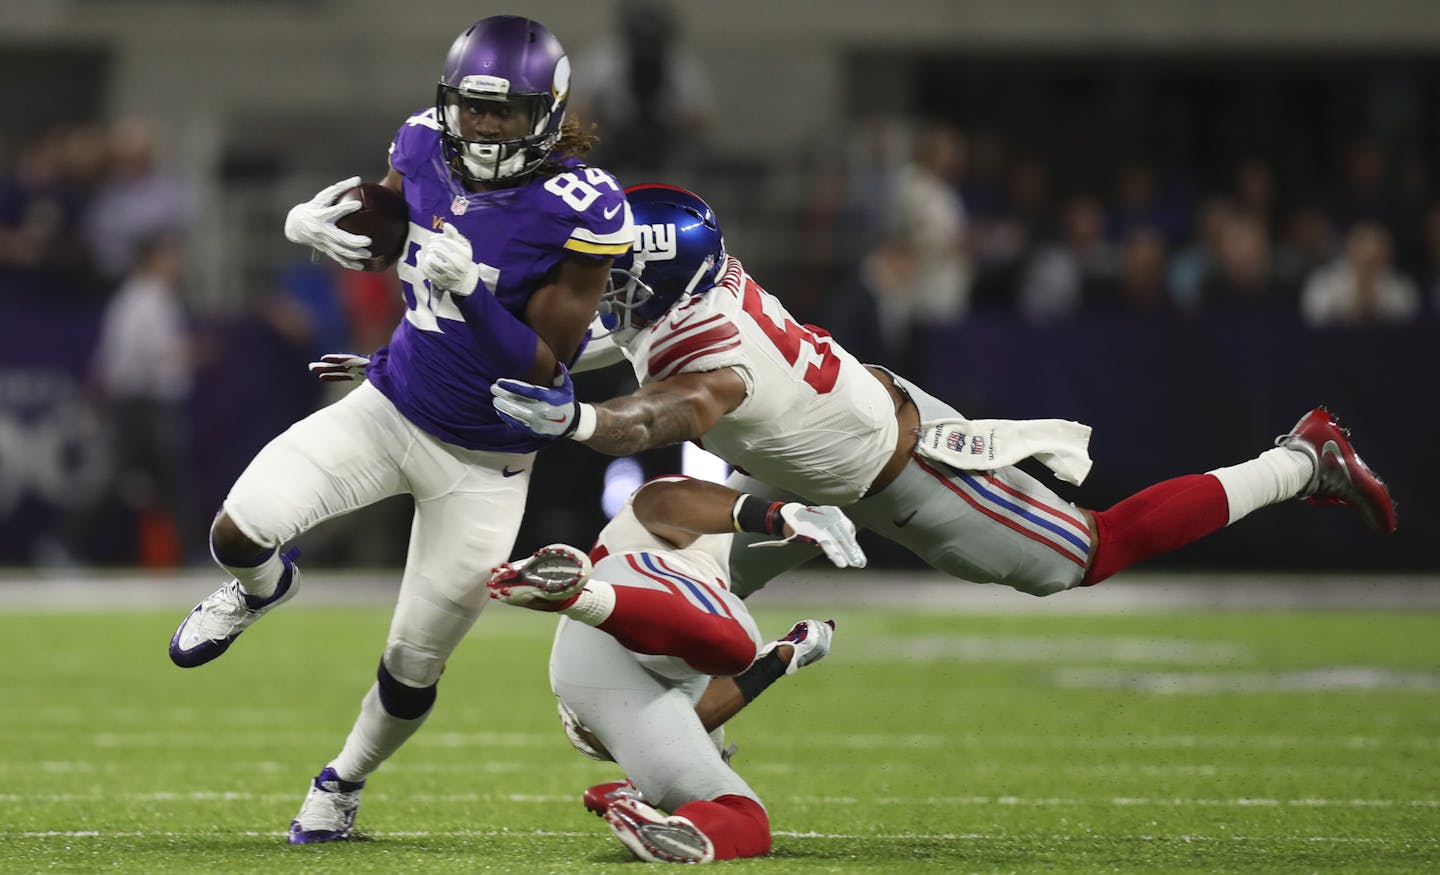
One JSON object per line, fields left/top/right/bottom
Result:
{"left": 166, "top": 16, "right": 634, "bottom": 843}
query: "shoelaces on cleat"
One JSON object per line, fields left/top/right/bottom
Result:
{"left": 192, "top": 584, "right": 253, "bottom": 638}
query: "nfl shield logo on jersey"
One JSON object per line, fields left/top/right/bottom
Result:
{"left": 451, "top": 195, "right": 469, "bottom": 216}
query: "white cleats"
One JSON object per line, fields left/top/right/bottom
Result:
{"left": 169, "top": 548, "right": 301, "bottom": 668}
{"left": 288, "top": 766, "right": 365, "bottom": 844}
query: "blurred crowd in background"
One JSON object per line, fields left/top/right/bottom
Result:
{"left": 1, "top": 0, "right": 1432, "bottom": 573}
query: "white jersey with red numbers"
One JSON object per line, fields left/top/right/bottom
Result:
{"left": 622, "top": 256, "right": 897, "bottom": 505}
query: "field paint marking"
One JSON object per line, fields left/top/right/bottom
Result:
{"left": 866, "top": 636, "right": 1250, "bottom": 664}
{"left": 57, "top": 731, "right": 1440, "bottom": 751}
{"left": 1055, "top": 666, "right": 1440, "bottom": 692}
{"left": 0, "top": 760, "right": 1403, "bottom": 780}
{"left": 798, "top": 796, "right": 1440, "bottom": 808}
{"left": 6, "top": 829, "right": 1436, "bottom": 845}
{"left": 3, "top": 792, "right": 1437, "bottom": 809}
{"left": 6, "top": 571, "right": 1440, "bottom": 612}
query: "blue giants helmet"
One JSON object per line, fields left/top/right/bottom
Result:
{"left": 602, "top": 184, "right": 726, "bottom": 330}
{"left": 436, "top": 16, "right": 571, "bottom": 182}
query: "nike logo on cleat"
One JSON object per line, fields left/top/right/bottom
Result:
{"left": 1320, "top": 440, "right": 1353, "bottom": 485}
{"left": 502, "top": 466, "right": 525, "bottom": 477}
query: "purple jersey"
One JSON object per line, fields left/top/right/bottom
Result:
{"left": 367, "top": 108, "right": 633, "bottom": 452}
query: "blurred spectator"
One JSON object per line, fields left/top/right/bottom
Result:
{"left": 1198, "top": 213, "right": 1285, "bottom": 313}
{"left": 1018, "top": 193, "right": 1116, "bottom": 321}
{"left": 83, "top": 118, "right": 194, "bottom": 284}
{"left": 572, "top": 0, "right": 716, "bottom": 179}
{"left": 1300, "top": 221, "right": 1420, "bottom": 326}
{"left": 1108, "top": 158, "right": 1188, "bottom": 245}
{"left": 879, "top": 122, "right": 972, "bottom": 333}
{"left": 1421, "top": 201, "right": 1440, "bottom": 315}
{"left": 263, "top": 258, "right": 350, "bottom": 359}
{"left": 1115, "top": 228, "right": 1174, "bottom": 316}
{"left": 1168, "top": 197, "right": 1238, "bottom": 314}
{"left": 1230, "top": 155, "right": 1279, "bottom": 235}
{"left": 0, "top": 126, "right": 103, "bottom": 298}
{"left": 80, "top": 234, "right": 195, "bottom": 566}
{"left": 968, "top": 153, "right": 1053, "bottom": 312}
{"left": 820, "top": 232, "right": 917, "bottom": 374}
{"left": 1273, "top": 204, "right": 1338, "bottom": 297}
{"left": 1329, "top": 138, "right": 1403, "bottom": 235}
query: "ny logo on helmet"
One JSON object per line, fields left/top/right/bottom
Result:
{"left": 635, "top": 223, "right": 678, "bottom": 261}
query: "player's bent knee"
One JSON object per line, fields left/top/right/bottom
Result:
{"left": 376, "top": 657, "right": 438, "bottom": 720}
{"left": 209, "top": 512, "right": 270, "bottom": 567}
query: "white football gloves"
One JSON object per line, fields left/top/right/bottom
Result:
{"left": 491, "top": 365, "right": 596, "bottom": 440}
{"left": 284, "top": 176, "right": 372, "bottom": 270}
{"left": 752, "top": 503, "right": 867, "bottom": 568}
{"left": 307, "top": 352, "right": 371, "bottom": 383}
{"left": 758, "top": 618, "right": 836, "bottom": 675}
{"left": 487, "top": 544, "right": 593, "bottom": 611}
{"left": 417, "top": 223, "right": 481, "bottom": 297}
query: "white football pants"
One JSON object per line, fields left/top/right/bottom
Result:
{"left": 223, "top": 380, "right": 534, "bottom": 685}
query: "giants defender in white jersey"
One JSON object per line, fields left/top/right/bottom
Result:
{"left": 625, "top": 255, "right": 897, "bottom": 505}
{"left": 491, "top": 185, "right": 1397, "bottom": 601}
{"left": 484, "top": 476, "right": 863, "bottom": 863}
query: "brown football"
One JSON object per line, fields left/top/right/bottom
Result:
{"left": 336, "top": 182, "right": 409, "bottom": 271}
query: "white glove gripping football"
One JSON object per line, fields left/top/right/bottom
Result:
{"left": 307, "top": 352, "right": 371, "bottom": 383}
{"left": 750, "top": 504, "right": 867, "bottom": 568}
{"left": 417, "top": 223, "right": 481, "bottom": 297}
{"left": 758, "top": 619, "right": 836, "bottom": 676}
{"left": 486, "top": 544, "right": 593, "bottom": 611}
{"left": 283, "top": 176, "right": 372, "bottom": 270}
{"left": 490, "top": 365, "right": 597, "bottom": 440}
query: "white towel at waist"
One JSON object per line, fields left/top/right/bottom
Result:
{"left": 914, "top": 416, "right": 1093, "bottom": 485}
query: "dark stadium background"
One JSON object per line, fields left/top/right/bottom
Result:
{"left": 0, "top": 1, "right": 1431, "bottom": 574}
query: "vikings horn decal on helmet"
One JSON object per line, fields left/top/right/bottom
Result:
{"left": 602, "top": 184, "right": 726, "bottom": 329}
{"left": 436, "top": 16, "right": 571, "bottom": 183}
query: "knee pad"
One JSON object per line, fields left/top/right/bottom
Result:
{"left": 376, "top": 657, "right": 438, "bottom": 720}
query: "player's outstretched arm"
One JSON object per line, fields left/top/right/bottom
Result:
{"left": 587, "top": 371, "right": 745, "bottom": 454}
{"left": 634, "top": 478, "right": 866, "bottom": 568}
{"left": 491, "top": 367, "right": 746, "bottom": 451}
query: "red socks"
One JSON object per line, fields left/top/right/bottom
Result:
{"left": 597, "top": 586, "right": 757, "bottom": 676}
{"left": 674, "top": 794, "right": 771, "bottom": 860}
{"left": 1084, "top": 473, "right": 1229, "bottom": 585}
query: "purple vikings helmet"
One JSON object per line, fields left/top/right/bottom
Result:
{"left": 436, "top": 16, "right": 571, "bottom": 182}
{"left": 602, "top": 184, "right": 726, "bottom": 330}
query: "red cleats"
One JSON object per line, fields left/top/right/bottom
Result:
{"left": 583, "top": 778, "right": 643, "bottom": 817}
{"left": 604, "top": 797, "right": 715, "bottom": 864}
{"left": 1278, "top": 407, "right": 1397, "bottom": 534}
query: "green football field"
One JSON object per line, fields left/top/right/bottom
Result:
{"left": 2, "top": 585, "right": 1437, "bottom": 873}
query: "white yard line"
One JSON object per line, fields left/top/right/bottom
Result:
{"left": 2, "top": 571, "right": 1439, "bottom": 612}
{"left": 4, "top": 829, "right": 1435, "bottom": 844}
{"left": 2, "top": 791, "right": 1437, "bottom": 808}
